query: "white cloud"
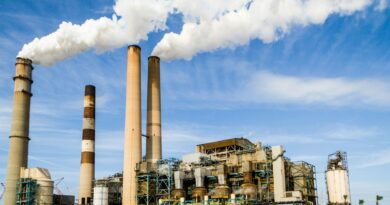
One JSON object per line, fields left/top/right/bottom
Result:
{"left": 376, "top": 0, "right": 388, "bottom": 10}
{"left": 242, "top": 71, "right": 390, "bottom": 107}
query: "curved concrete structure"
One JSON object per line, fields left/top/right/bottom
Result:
{"left": 4, "top": 58, "right": 33, "bottom": 205}
{"left": 146, "top": 56, "right": 162, "bottom": 163}
{"left": 79, "top": 85, "right": 96, "bottom": 204}
{"left": 123, "top": 45, "right": 142, "bottom": 205}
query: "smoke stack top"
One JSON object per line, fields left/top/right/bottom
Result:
{"left": 17, "top": 0, "right": 380, "bottom": 65}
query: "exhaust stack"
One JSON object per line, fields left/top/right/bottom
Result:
{"left": 146, "top": 56, "right": 162, "bottom": 163}
{"left": 79, "top": 85, "right": 96, "bottom": 204}
{"left": 4, "top": 57, "right": 33, "bottom": 205}
{"left": 122, "top": 45, "right": 142, "bottom": 205}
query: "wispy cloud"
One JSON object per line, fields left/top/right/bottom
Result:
{"left": 243, "top": 71, "right": 390, "bottom": 107}
{"left": 358, "top": 149, "right": 390, "bottom": 168}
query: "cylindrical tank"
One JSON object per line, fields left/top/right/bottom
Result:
{"left": 37, "top": 180, "right": 54, "bottom": 205}
{"left": 93, "top": 186, "right": 109, "bottom": 205}
{"left": 214, "top": 185, "right": 230, "bottom": 199}
{"left": 172, "top": 189, "right": 186, "bottom": 199}
{"left": 326, "top": 169, "right": 350, "bottom": 204}
{"left": 191, "top": 187, "right": 207, "bottom": 202}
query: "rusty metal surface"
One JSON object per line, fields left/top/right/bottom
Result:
{"left": 83, "top": 107, "right": 95, "bottom": 118}
{"left": 81, "top": 152, "right": 95, "bottom": 163}
{"left": 82, "top": 129, "right": 95, "bottom": 140}
{"left": 84, "top": 85, "right": 95, "bottom": 96}
{"left": 196, "top": 138, "right": 254, "bottom": 150}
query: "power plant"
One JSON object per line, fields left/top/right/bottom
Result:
{"left": 2, "top": 47, "right": 360, "bottom": 205}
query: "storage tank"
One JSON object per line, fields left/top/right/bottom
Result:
{"left": 93, "top": 186, "right": 108, "bottom": 205}
{"left": 325, "top": 151, "right": 351, "bottom": 205}
{"left": 20, "top": 167, "right": 54, "bottom": 205}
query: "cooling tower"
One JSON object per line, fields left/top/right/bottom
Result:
{"left": 146, "top": 56, "right": 162, "bottom": 163}
{"left": 4, "top": 58, "right": 33, "bottom": 205}
{"left": 79, "top": 85, "right": 96, "bottom": 204}
{"left": 122, "top": 45, "right": 142, "bottom": 205}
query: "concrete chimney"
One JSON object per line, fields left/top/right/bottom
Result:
{"left": 4, "top": 57, "right": 33, "bottom": 205}
{"left": 122, "top": 45, "right": 142, "bottom": 205}
{"left": 79, "top": 85, "right": 96, "bottom": 204}
{"left": 146, "top": 56, "right": 162, "bottom": 163}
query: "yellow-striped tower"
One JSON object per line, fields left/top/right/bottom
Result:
{"left": 79, "top": 85, "right": 96, "bottom": 204}
{"left": 4, "top": 58, "right": 33, "bottom": 205}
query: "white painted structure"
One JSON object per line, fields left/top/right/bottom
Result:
{"left": 93, "top": 186, "right": 108, "bottom": 205}
{"left": 326, "top": 169, "right": 350, "bottom": 204}
{"left": 20, "top": 167, "right": 54, "bottom": 205}
{"left": 272, "top": 146, "right": 302, "bottom": 203}
{"left": 326, "top": 151, "right": 351, "bottom": 205}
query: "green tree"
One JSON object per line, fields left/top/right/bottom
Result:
{"left": 358, "top": 199, "right": 364, "bottom": 205}
{"left": 376, "top": 195, "right": 383, "bottom": 205}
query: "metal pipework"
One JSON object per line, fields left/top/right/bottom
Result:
{"left": 146, "top": 56, "right": 162, "bottom": 163}
{"left": 79, "top": 85, "right": 96, "bottom": 204}
{"left": 4, "top": 58, "right": 33, "bottom": 205}
{"left": 122, "top": 45, "right": 142, "bottom": 205}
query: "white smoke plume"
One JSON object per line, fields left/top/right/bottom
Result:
{"left": 18, "top": 0, "right": 378, "bottom": 65}
{"left": 18, "top": 0, "right": 173, "bottom": 65}
{"left": 152, "top": 0, "right": 374, "bottom": 60}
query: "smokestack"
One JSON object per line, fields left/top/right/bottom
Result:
{"left": 79, "top": 85, "right": 96, "bottom": 205}
{"left": 122, "top": 45, "right": 142, "bottom": 205}
{"left": 4, "top": 57, "right": 33, "bottom": 205}
{"left": 146, "top": 56, "right": 162, "bottom": 163}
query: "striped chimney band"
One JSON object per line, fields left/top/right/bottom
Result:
{"left": 81, "top": 85, "right": 95, "bottom": 163}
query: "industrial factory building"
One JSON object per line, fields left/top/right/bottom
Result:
{"left": 94, "top": 137, "right": 318, "bottom": 205}
{"left": 3, "top": 46, "right": 354, "bottom": 205}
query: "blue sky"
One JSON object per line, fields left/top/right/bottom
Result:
{"left": 1, "top": 0, "right": 390, "bottom": 204}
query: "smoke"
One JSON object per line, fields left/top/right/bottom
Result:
{"left": 152, "top": 0, "right": 374, "bottom": 60}
{"left": 18, "top": 0, "right": 173, "bottom": 65}
{"left": 18, "top": 0, "right": 379, "bottom": 65}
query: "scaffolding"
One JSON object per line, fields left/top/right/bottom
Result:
{"left": 136, "top": 159, "right": 178, "bottom": 205}
{"left": 16, "top": 178, "right": 38, "bottom": 205}
{"left": 290, "top": 161, "right": 318, "bottom": 205}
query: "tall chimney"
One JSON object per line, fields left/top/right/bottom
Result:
{"left": 146, "top": 56, "right": 162, "bottom": 163}
{"left": 4, "top": 57, "right": 33, "bottom": 205}
{"left": 122, "top": 45, "right": 142, "bottom": 205}
{"left": 79, "top": 85, "right": 96, "bottom": 205}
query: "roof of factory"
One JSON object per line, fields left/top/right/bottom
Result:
{"left": 196, "top": 137, "right": 255, "bottom": 151}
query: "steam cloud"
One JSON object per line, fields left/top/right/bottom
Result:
{"left": 18, "top": 0, "right": 380, "bottom": 65}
